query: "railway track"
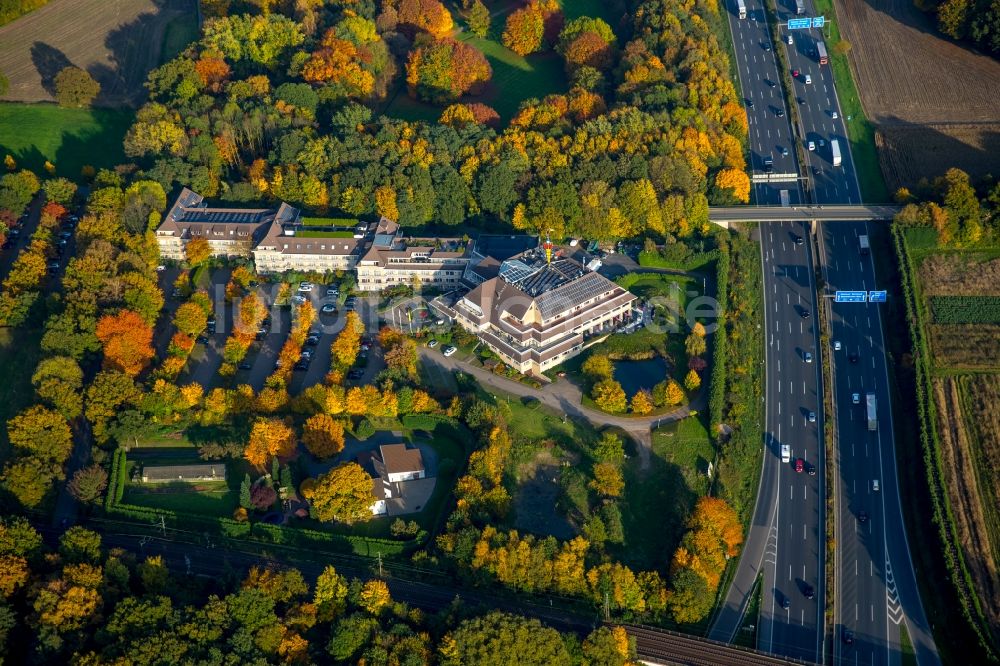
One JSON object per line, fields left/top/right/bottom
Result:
{"left": 625, "top": 624, "right": 817, "bottom": 666}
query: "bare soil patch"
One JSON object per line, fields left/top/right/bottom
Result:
{"left": 834, "top": 0, "right": 1000, "bottom": 187}
{"left": 929, "top": 325, "right": 1000, "bottom": 370}
{"left": 918, "top": 254, "right": 1000, "bottom": 297}
{"left": 0, "top": 0, "right": 195, "bottom": 106}
{"left": 933, "top": 377, "right": 1000, "bottom": 636}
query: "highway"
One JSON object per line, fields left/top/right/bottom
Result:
{"left": 725, "top": 0, "right": 803, "bottom": 205}
{"left": 820, "top": 223, "right": 941, "bottom": 666}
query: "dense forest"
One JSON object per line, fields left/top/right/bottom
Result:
{"left": 0, "top": 518, "right": 640, "bottom": 665}
{"left": 122, "top": 0, "right": 748, "bottom": 240}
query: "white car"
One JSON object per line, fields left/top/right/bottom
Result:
{"left": 832, "top": 111, "right": 839, "bottom": 119}
{"left": 156, "top": 265, "right": 166, "bottom": 272}
{"left": 804, "top": 351, "right": 813, "bottom": 363}
{"left": 442, "top": 345, "right": 457, "bottom": 357}
{"left": 807, "top": 141, "right": 816, "bottom": 152}
{"left": 852, "top": 392, "right": 860, "bottom": 404}
{"left": 804, "top": 74, "right": 812, "bottom": 84}
{"left": 808, "top": 411, "right": 816, "bottom": 423}
{"left": 872, "top": 479, "right": 880, "bottom": 492}
{"left": 787, "top": 35, "right": 793, "bottom": 45}
{"left": 428, "top": 339, "right": 439, "bottom": 348}
{"left": 298, "top": 281, "right": 313, "bottom": 292}
{"left": 833, "top": 340, "right": 841, "bottom": 351}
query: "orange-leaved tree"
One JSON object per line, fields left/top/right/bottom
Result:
{"left": 302, "top": 413, "right": 346, "bottom": 459}
{"left": 244, "top": 418, "right": 297, "bottom": 469}
{"left": 96, "top": 309, "right": 154, "bottom": 376}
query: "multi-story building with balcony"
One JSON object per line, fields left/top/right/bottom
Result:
{"left": 454, "top": 247, "right": 637, "bottom": 376}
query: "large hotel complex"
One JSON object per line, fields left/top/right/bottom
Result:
{"left": 156, "top": 189, "right": 638, "bottom": 374}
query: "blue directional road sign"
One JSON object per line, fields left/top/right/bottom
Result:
{"left": 811, "top": 16, "right": 825, "bottom": 27}
{"left": 868, "top": 290, "right": 887, "bottom": 303}
{"left": 835, "top": 291, "right": 868, "bottom": 303}
{"left": 787, "top": 17, "right": 812, "bottom": 29}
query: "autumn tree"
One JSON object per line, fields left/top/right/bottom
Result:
{"left": 467, "top": 0, "right": 490, "bottom": 37}
{"left": 359, "top": 579, "right": 391, "bottom": 615}
{"left": 441, "top": 612, "right": 574, "bottom": 666}
{"left": 301, "top": 29, "right": 377, "bottom": 98}
{"left": 300, "top": 462, "right": 374, "bottom": 524}
{"left": 592, "top": 379, "right": 627, "bottom": 413}
{"left": 684, "top": 369, "right": 702, "bottom": 391}
{"left": 685, "top": 331, "right": 707, "bottom": 357}
{"left": 314, "top": 565, "right": 349, "bottom": 621}
{"left": 502, "top": 6, "right": 545, "bottom": 56}
{"left": 330, "top": 311, "right": 364, "bottom": 369}
{"left": 244, "top": 418, "right": 297, "bottom": 469}
{"left": 302, "top": 413, "right": 346, "bottom": 459}
{"left": 184, "top": 237, "right": 211, "bottom": 267}
{"left": 582, "top": 354, "right": 614, "bottom": 382}
{"left": 54, "top": 67, "right": 100, "bottom": 107}
{"left": 173, "top": 301, "right": 209, "bottom": 337}
{"left": 7, "top": 405, "right": 73, "bottom": 464}
{"left": 630, "top": 389, "right": 653, "bottom": 415}
{"left": 96, "top": 309, "right": 155, "bottom": 376}
{"left": 713, "top": 168, "right": 751, "bottom": 204}
{"left": 397, "top": 0, "right": 455, "bottom": 38}
{"left": 32, "top": 355, "right": 84, "bottom": 420}
{"left": 406, "top": 38, "right": 492, "bottom": 104}
{"left": 68, "top": 464, "right": 108, "bottom": 504}
{"left": 590, "top": 462, "right": 624, "bottom": 497}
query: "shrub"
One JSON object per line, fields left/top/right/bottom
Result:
{"left": 54, "top": 67, "right": 100, "bottom": 107}
{"left": 355, "top": 418, "right": 376, "bottom": 440}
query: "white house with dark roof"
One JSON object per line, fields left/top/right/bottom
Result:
{"left": 454, "top": 247, "right": 637, "bottom": 376}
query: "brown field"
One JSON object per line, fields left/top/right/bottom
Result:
{"left": 918, "top": 254, "right": 1000, "bottom": 297}
{"left": 0, "top": 0, "right": 195, "bottom": 106}
{"left": 834, "top": 0, "right": 1000, "bottom": 188}
{"left": 932, "top": 377, "right": 1000, "bottom": 637}
{"left": 928, "top": 325, "right": 1000, "bottom": 369}
{"left": 877, "top": 124, "right": 1000, "bottom": 193}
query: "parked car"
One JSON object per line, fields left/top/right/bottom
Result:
{"left": 238, "top": 362, "right": 253, "bottom": 370}
{"left": 443, "top": 345, "right": 457, "bottom": 357}
{"left": 428, "top": 339, "right": 439, "bottom": 348}
{"left": 347, "top": 369, "right": 364, "bottom": 380}
{"left": 321, "top": 303, "right": 337, "bottom": 314}
{"left": 325, "top": 288, "right": 339, "bottom": 297}
{"left": 298, "top": 281, "right": 313, "bottom": 292}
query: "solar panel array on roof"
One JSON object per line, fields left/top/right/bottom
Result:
{"left": 535, "top": 271, "right": 607, "bottom": 319}
{"left": 180, "top": 209, "right": 267, "bottom": 225}
{"left": 518, "top": 260, "right": 582, "bottom": 297}
{"left": 498, "top": 259, "right": 538, "bottom": 285}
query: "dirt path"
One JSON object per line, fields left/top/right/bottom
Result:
{"left": 419, "top": 349, "right": 705, "bottom": 470}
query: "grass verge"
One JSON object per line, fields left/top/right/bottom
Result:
{"left": 811, "top": 0, "right": 889, "bottom": 202}
{"left": 733, "top": 573, "right": 762, "bottom": 649}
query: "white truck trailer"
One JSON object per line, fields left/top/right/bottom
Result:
{"left": 831, "top": 139, "right": 842, "bottom": 167}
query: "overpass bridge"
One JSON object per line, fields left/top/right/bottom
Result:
{"left": 709, "top": 204, "right": 901, "bottom": 227}
{"left": 625, "top": 624, "right": 816, "bottom": 666}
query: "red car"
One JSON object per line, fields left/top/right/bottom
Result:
{"left": 792, "top": 69, "right": 800, "bottom": 77}
{"left": 794, "top": 458, "right": 805, "bottom": 473}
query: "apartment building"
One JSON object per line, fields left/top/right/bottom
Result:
{"left": 354, "top": 218, "right": 472, "bottom": 292}
{"left": 454, "top": 248, "right": 637, "bottom": 376}
{"left": 155, "top": 188, "right": 300, "bottom": 261}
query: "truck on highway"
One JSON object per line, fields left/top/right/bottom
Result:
{"left": 866, "top": 392, "right": 877, "bottom": 431}
{"left": 817, "top": 41, "right": 828, "bottom": 65}
{"left": 764, "top": 156, "right": 774, "bottom": 173}
{"left": 737, "top": 0, "right": 747, "bottom": 18}
{"left": 831, "top": 139, "right": 842, "bottom": 167}
{"left": 795, "top": 0, "right": 805, "bottom": 13}
{"left": 780, "top": 189, "right": 790, "bottom": 207}
{"left": 859, "top": 234, "right": 870, "bottom": 255}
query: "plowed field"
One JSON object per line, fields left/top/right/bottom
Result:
{"left": 0, "top": 0, "right": 195, "bottom": 106}
{"left": 834, "top": 0, "right": 1000, "bottom": 189}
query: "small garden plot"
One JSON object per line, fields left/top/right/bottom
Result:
{"left": 928, "top": 296, "right": 1000, "bottom": 324}
{"left": 124, "top": 479, "right": 237, "bottom": 516}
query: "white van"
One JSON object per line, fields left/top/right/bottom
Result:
{"left": 781, "top": 445, "right": 791, "bottom": 463}
{"left": 872, "top": 479, "right": 880, "bottom": 492}
{"left": 805, "top": 74, "right": 812, "bottom": 84}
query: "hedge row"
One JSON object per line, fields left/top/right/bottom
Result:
{"left": 637, "top": 247, "right": 720, "bottom": 271}
{"left": 893, "top": 226, "right": 996, "bottom": 658}
{"left": 104, "top": 447, "right": 127, "bottom": 511}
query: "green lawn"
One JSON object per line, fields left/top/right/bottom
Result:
{"left": 557, "top": 0, "right": 623, "bottom": 23}
{"left": 0, "top": 103, "right": 133, "bottom": 181}
{"left": 124, "top": 480, "right": 238, "bottom": 516}
{"left": 619, "top": 415, "right": 714, "bottom": 569}
{"left": 811, "top": 0, "right": 889, "bottom": 202}
{"left": 300, "top": 216, "right": 358, "bottom": 227}
{"left": 0, "top": 328, "right": 42, "bottom": 463}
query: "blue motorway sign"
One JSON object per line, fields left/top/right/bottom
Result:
{"left": 835, "top": 291, "right": 867, "bottom": 303}
{"left": 812, "top": 16, "right": 825, "bottom": 27}
{"left": 787, "top": 17, "right": 812, "bottom": 29}
{"left": 868, "top": 290, "right": 887, "bottom": 303}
